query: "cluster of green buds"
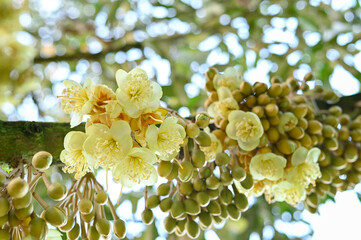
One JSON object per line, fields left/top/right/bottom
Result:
{"left": 0, "top": 151, "right": 126, "bottom": 240}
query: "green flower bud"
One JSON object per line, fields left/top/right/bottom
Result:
{"left": 94, "top": 190, "right": 108, "bottom": 205}
{"left": 142, "top": 209, "right": 154, "bottom": 225}
{"left": 95, "top": 218, "right": 111, "bottom": 236}
{"left": 67, "top": 223, "right": 80, "bottom": 240}
{"left": 113, "top": 219, "right": 126, "bottom": 239}
{"left": 7, "top": 177, "right": 29, "bottom": 199}
{"left": 32, "top": 151, "right": 52, "bottom": 172}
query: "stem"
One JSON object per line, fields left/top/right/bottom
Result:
{"left": 33, "top": 192, "right": 49, "bottom": 209}
{"left": 41, "top": 173, "right": 51, "bottom": 188}
{"left": 108, "top": 198, "right": 119, "bottom": 220}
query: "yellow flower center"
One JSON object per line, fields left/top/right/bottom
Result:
{"left": 60, "top": 86, "right": 88, "bottom": 114}
{"left": 293, "top": 162, "right": 320, "bottom": 187}
{"left": 284, "top": 187, "right": 303, "bottom": 206}
{"left": 214, "top": 98, "right": 238, "bottom": 118}
{"left": 158, "top": 130, "right": 183, "bottom": 156}
{"left": 94, "top": 138, "right": 121, "bottom": 169}
{"left": 125, "top": 74, "right": 153, "bottom": 106}
{"left": 61, "top": 149, "right": 89, "bottom": 180}
{"left": 258, "top": 159, "right": 278, "bottom": 179}
{"left": 219, "top": 77, "right": 234, "bottom": 88}
{"left": 126, "top": 157, "right": 151, "bottom": 183}
{"left": 236, "top": 117, "right": 258, "bottom": 141}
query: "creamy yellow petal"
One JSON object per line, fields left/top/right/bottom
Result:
{"left": 291, "top": 146, "right": 308, "bottom": 166}
{"left": 307, "top": 147, "right": 321, "bottom": 163}
{"left": 64, "top": 131, "right": 87, "bottom": 151}
{"left": 250, "top": 152, "right": 286, "bottom": 181}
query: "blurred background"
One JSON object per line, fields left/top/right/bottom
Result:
{"left": 1, "top": 0, "right": 361, "bottom": 239}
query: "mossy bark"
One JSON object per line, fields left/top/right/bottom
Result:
{"left": 0, "top": 121, "right": 84, "bottom": 167}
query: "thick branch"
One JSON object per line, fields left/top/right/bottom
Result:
{"left": 33, "top": 42, "right": 142, "bottom": 63}
{"left": 0, "top": 121, "right": 84, "bottom": 167}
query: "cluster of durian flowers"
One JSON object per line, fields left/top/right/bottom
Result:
{"left": 59, "top": 68, "right": 186, "bottom": 188}
{"left": 204, "top": 67, "right": 361, "bottom": 208}
{"left": 57, "top": 66, "right": 361, "bottom": 238}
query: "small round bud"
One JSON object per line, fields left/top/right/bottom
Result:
{"left": 196, "top": 192, "right": 210, "bottom": 207}
{"left": 171, "top": 200, "right": 185, "bottom": 218}
{"left": 307, "top": 120, "right": 323, "bottom": 134}
{"left": 215, "top": 153, "right": 230, "bottom": 166}
{"left": 146, "top": 195, "right": 160, "bottom": 209}
{"left": 192, "top": 149, "right": 206, "bottom": 168}
{"left": 160, "top": 198, "right": 173, "bottom": 212}
{"left": 196, "top": 113, "right": 210, "bottom": 128}
{"left": 47, "top": 182, "right": 67, "bottom": 201}
{"left": 59, "top": 215, "right": 75, "bottom": 232}
{"left": 207, "top": 200, "right": 221, "bottom": 216}
{"left": 29, "top": 217, "right": 48, "bottom": 239}
{"left": 184, "top": 199, "right": 201, "bottom": 215}
{"left": 142, "top": 209, "right": 154, "bottom": 225}
{"left": 239, "top": 81, "right": 252, "bottom": 96}
{"left": 88, "top": 226, "right": 100, "bottom": 240}
{"left": 195, "top": 131, "right": 212, "bottom": 147}
{"left": 78, "top": 199, "right": 93, "bottom": 215}
{"left": 186, "top": 123, "right": 200, "bottom": 138}
{"left": 44, "top": 207, "right": 67, "bottom": 227}
{"left": 220, "top": 188, "right": 233, "bottom": 205}
{"left": 81, "top": 209, "right": 95, "bottom": 223}
{"left": 232, "top": 166, "right": 246, "bottom": 181}
{"left": 95, "top": 218, "right": 111, "bottom": 236}
{"left": 94, "top": 190, "right": 108, "bottom": 205}
{"left": 114, "top": 219, "right": 126, "bottom": 239}
{"left": 265, "top": 103, "right": 279, "bottom": 117}
{"left": 199, "top": 211, "right": 212, "bottom": 229}
{"left": 157, "top": 183, "right": 171, "bottom": 196}
{"left": 277, "top": 139, "right": 297, "bottom": 155}
{"left": 240, "top": 174, "right": 254, "bottom": 190}
{"left": 180, "top": 182, "right": 193, "bottom": 195}
{"left": 227, "top": 204, "right": 241, "bottom": 220}
{"left": 0, "top": 197, "right": 10, "bottom": 217}
{"left": 234, "top": 193, "right": 249, "bottom": 211}
{"left": 206, "top": 175, "right": 220, "bottom": 190}
{"left": 178, "top": 161, "right": 194, "bottom": 182}
{"left": 67, "top": 223, "right": 80, "bottom": 240}
{"left": 14, "top": 203, "right": 33, "bottom": 220}
{"left": 32, "top": 151, "right": 52, "bottom": 171}
{"left": 268, "top": 83, "right": 282, "bottom": 97}
{"left": 164, "top": 216, "right": 177, "bottom": 233}
{"left": 13, "top": 191, "right": 32, "bottom": 209}
{"left": 166, "top": 163, "right": 179, "bottom": 180}
{"left": 186, "top": 219, "right": 200, "bottom": 239}
{"left": 158, "top": 161, "right": 173, "bottom": 178}
{"left": 7, "top": 177, "right": 29, "bottom": 199}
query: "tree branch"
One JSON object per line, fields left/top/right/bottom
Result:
{"left": 0, "top": 121, "right": 84, "bottom": 167}
{"left": 33, "top": 42, "right": 142, "bottom": 63}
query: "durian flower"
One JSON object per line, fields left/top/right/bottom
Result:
{"left": 146, "top": 116, "right": 186, "bottom": 160}
{"left": 249, "top": 152, "right": 287, "bottom": 181}
{"left": 286, "top": 147, "right": 321, "bottom": 187}
{"left": 115, "top": 68, "right": 162, "bottom": 118}
{"left": 112, "top": 147, "right": 158, "bottom": 187}
{"left": 213, "top": 67, "right": 242, "bottom": 90}
{"left": 278, "top": 112, "right": 298, "bottom": 135}
{"left": 60, "top": 131, "right": 91, "bottom": 180}
{"left": 225, "top": 110, "right": 264, "bottom": 151}
{"left": 272, "top": 181, "right": 306, "bottom": 206}
{"left": 91, "top": 84, "right": 122, "bottom": 118}
{"left": 60, "top": 79, "right": 94, "bottom": 128}
{"left": 207, "top": 87, "right": 239, "bottom": 120}
{"left": 199, "top": 128, "right": 222, "bottom": 161}
{"left": 83, "top": 120, "right": 132, "bottom": 169}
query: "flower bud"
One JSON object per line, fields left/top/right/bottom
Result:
{"left": 142, "top": 209, "right": 154, "bottom": 225}
{"left": 7, "top": 177, "right": 29, "bottom": 199}
{"left": 32, "top": 151, "right": 52, "bottom": 172}
{"left": 113, "top": 219, "right": 126, "bottom": 239}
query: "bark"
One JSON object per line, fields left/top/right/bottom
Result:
{"left": 0, "top": 121, "right": 84, "bottom": 167}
